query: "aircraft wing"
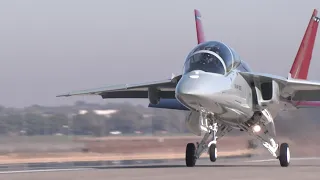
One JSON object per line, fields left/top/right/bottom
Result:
{"left": 238, "top": 72, "right": 320, "bottom": 108}
{"left": 57, "top": 75, "right": 181, "bottom": 99}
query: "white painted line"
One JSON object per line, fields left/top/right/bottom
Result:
{"left": 244, "top": 159, "right": 276, "bottom": 163}
{"left": 244, "top": 157, "right": 320, "bottom": 163}
{"left": 289, "top": 157, "right": 320, "bottom": 161}
{"left": 0, "top": 168, "right": 92, "bottom": 174}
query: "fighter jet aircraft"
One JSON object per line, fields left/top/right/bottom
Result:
{"left": 57, "top": 9, "right": 320, "bottom": 167}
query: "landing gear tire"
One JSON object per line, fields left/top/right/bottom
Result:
{"left": 209, "top": 144, "right": 217, "bottom": 162}
{"left": 279, "top": 143, "right": 290, "bottom": 167}
{"left": 186, "top": 143, "right": 196, "bottom": 167}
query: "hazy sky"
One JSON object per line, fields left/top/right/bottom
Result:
{"left": 0, "top": 0, "right": 319, "bottom": 108}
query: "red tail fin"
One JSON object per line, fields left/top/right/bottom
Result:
{"left": 289, "top": 9, "right": 320, "bottom": 79}
{"left": 194, "top": 9, "right": 205, "bottom": 44}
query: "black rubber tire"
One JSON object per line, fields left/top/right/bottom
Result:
{"left": 209, "top": 143, "right": 217, "bottom": 162}
{"left": 279, "top": 143, "right": 290, "bottom": 167}
{"left": 185, "top": 143, "right": 196, "bottom": 167}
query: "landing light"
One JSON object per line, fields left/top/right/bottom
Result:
{"left": 253, "top": 125, "right": 261, "bottom": 132}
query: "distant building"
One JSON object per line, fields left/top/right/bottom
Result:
{"left": 78, "top": 109, "right": 118, "bottom": 117}
{"left": 109, "top": 131, "right": 122, "bottom": 135}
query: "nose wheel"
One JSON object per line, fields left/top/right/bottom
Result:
{"left": 185, "top": 112, "right": 224, "bottom": 167}
{"left": 209, "top": 143, "right": 217, "bottom": 162}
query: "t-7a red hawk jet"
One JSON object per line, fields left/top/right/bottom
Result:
{"left": 58, "top": 9, "right": 320, "bottom": 167}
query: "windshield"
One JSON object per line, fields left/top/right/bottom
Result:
{"left": 183, "top": 51, "right": 225, "bottom": 75}
{"left": 186, "top": 41, "right": 235, "bottom": 73}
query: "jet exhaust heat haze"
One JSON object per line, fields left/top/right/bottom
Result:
{"left": 57, "top": 9, "right": 320, "bottom": 167}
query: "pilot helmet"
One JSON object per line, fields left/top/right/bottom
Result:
{"left": 211, "top": 45, "right": 220, "bottom": 54}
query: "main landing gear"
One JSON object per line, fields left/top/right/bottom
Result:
{"left": 185, "top": 110, "right": 290, "bottom": 167}
{"left": 278, "top": 143, "right": 290, "bottom": 167}
{"left": 186, "top": 139, "right": 290, "bottom": 167}
{"left": 243, "top": 122, "right": 290, "bottom": 167}
{"left": 259, "top": 134, "right": 290, "bottom": 167}
{"left": 186, "top": 143, "right": 196, "bottom": 167}
{"left": 185, "top": 112, "right": 231, "bottom": 167}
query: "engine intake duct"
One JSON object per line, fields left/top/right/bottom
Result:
{"left": 254, "top": 80, "right": 280, "bottom": 108}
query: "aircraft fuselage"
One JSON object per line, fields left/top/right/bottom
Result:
{"left": 176, "top": 69, "right": 253, "bottom": 127}
{"left": 175, "top": 41, "right": 271, "bottom": 129}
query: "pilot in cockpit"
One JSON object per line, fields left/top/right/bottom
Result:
{"left": 201, "top": 53, "right": 221, "bottom": 69}
{"left": 204, "top": 45, "right": 220, "bottom": 56}
{"left": 211, "top": 46, "right": 220, "bottom": 56}
{"left": 202, "top": 53, "right": 212, "bottom": 64}
{"left": 187, "top": 49, "right": 224, "bottom": 74}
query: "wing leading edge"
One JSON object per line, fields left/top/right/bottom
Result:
{"left": 57, "top": 74, "right": 188, "bottom": 110}
{"left": 57, "top": 75, "right": 181, "bottom": 99}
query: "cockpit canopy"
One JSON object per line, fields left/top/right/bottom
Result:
{"left": 183, "top": 41, "right": 241, "bottom": 75}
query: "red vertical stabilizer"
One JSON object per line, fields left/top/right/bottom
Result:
{"left": 194, "top": 9, "right": 206, "bottom": 44}
{"left": 289, "top": 9, "right": 319, "bottom": 79}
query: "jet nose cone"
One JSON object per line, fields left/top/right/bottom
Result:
{"left": 176, "top": 77, "right": 204, "bottom": 98}
{"left": 175, "top": 71, "right": 230, "bottom": 111}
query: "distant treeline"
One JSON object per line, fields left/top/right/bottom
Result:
{"left": 0, "top": 101, "right": 319, "bottom": 137}
{"left": 0, "top": 101, "right": 189, "bottom": 136}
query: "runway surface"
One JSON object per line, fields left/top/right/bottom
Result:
{"left": 1, "top": 157, "right": 320, "bottom": 180}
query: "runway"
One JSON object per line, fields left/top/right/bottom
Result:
{"left": 1, "top": 157, "right": 320, "bottom": 180}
